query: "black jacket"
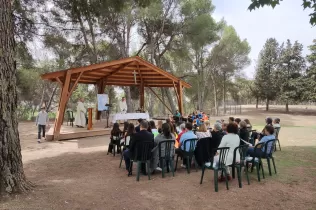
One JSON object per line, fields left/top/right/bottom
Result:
{"left": 129, "top": 130, "right": 154, "bottom": 160}
{"left": 210, "top": 130, "right": 224, "bottom": 151}
{"left": 195, "top": 137, "right": 212, "bottom": 167}
{"left": 239, "top": 128, "right": 249, "bottom": 143}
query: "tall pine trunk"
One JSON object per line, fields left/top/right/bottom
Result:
{"left": 285, "top": 100, "right": 289, "bottom": 112}
{"left": 0, "top": 0, "right": 31, "bottom": 194}
{"left": 256, "top": 97, "right": 259, "bottom": 109}
{"left": 266, "top": 98, "right": 269, "bottom": 111}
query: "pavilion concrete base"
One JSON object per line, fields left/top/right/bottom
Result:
{"left": 46, "top": 120, "right": 111, "bottom": 141}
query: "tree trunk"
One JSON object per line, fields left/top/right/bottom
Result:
{"left": 165, "top": 88, "right": 176, "bottom": 114}
{"left": 210, "top": 74, "right": 218, "bottom": 115}
{"left": 161, "top": 88, "right": 166, "bottom": 115}
{"left": 256, "top": 97, "right": 259, "bottom": 109}
{"left": 0, "top": 0, "right": 32, "bottom": 194}
{"left": 266, "top": 98, "right": 269, "bottom": 111}
{"left": 285, "top": 101, "right": 289, "bottom": 113}
{"left": 223, "top": 73, "right": 226, "bottom": 114}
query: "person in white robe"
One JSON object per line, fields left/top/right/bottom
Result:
{"left": 119, "top": 97, "right": 127, "bottom": 114}
{"left": 74, "top": 98, "right": 86, "bottom": 128}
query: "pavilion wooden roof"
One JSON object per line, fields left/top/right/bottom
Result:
{"left": 41, "top": 56, "right": 191, "bottom": 88}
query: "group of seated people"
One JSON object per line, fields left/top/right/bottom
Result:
{"left": 107, "top": 115, "right": 281, "bottom": 181}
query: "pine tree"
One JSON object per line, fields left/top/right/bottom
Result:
{"left": 254, "top": 38, "right": 280, "bottom": 111}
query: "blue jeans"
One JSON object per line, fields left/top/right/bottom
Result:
{"left": 123, "top": 149, "right": 131, "bottom": 170}
{"left": 247, "top": 147, "right": 264, "bottom": 158}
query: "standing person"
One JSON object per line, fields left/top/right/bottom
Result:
{"left": 119, "top": 97, "right": 127, "bottom": 114}
{"left": 123, "top": 120, "right": 154, "bottom": 174}
{"left": 74, "top": 98, "right": 86, "bottom": 128}
{"left": 36, "top": 107, "right": 49, "bottom": 143}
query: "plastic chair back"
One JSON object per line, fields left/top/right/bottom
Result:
{"left": 264, "top": 139, "right": 276, "bottom": 157}
{"left": 233, "top": 144, "right": 249, "bottom": 164}
{"left": 134, "top": 141, "right": 154, "bottom": 161}
{"left": 216, "top": 147, "right": 230, "bottom": 169}
{"left": 183, "top": 138, "right": 198, "bottom": 152}
{"left": 158, "top": 140, "right": 175, "bottom": 161}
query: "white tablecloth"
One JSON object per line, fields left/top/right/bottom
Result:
{"left": 111, "top": 113, "right": 150, "bottom": 123}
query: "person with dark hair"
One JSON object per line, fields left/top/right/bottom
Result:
{"left": 247, "top": 125, "right": 275, "bottom": 158}
{"left": 123, "top": 121, "right": 129, "bottom": 135}
{"left": 229, "top": 117, "right": 235, "bottom": 124}
{"left": 244, "top": 119, "right": 252, "bottom": 132}
{"left": 108, "top": 123, "right": 122, "bottom": 154}
{"left": 234, "top": 118, "right": 241, "bottom": 126}
{"left": 135, "top": 118, "right": 143, "bottom": 133}
{"left": 123, "top": 120, "right": 154, "bottom": 174}
{"left": 222, "top": 122, "right": 228, "bottom": 135}
{"left": 175, "top": 122, "right": 197, "bottom": 168}
{"left": 266, "top": 117, "right": 273, "bottom": 126}
{"left": 239, "top": 121, "right": 250, "bottom": 145}
{"left": 125, "top": 123, "right": 135, "bottom": 137}
{"left": 149, "top": 120, "right": 159, "bottom": 137}
{"left": 214, "top": 123, "right": 240, "bottom": 181}
{"left": 151, "top": 123, "right": 176, "bottom": 171}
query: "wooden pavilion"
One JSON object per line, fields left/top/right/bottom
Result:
{"left": 41, "top": 56, "right": 191, "bottom": 140}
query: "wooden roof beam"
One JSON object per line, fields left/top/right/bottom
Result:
{"left": 101, "top": 61, "right": 133, "bottom": 82}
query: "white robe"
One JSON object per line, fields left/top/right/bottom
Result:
{"left": 74, "top": 101, "right": 86, "bottom": 127}
{"left": 119, "top": 100, "right": 127, "bottom": 114}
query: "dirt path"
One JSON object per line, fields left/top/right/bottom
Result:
{"left": 1, "top": 111, "right": 316, "bottom": 210}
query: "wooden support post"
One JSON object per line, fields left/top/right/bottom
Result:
{"left": 177, "top": 81, "right": 183, "bottom": 115}
{"left": 173, "top": 81, "right": 180, "bottom": 104}
{"left": 140, "top": 80, "right": 144, "bottom": 110}
{"left": 53, "top": 70, "right": 72, "bottom": 140}
{"left": 148, "top": 87, "right": 172, "bottom": 113}
{"left": 87, "top": 108, "right": 93, "bottom": 130}
{"left": 96, "top": 80, "right": 105, "bottom": 120}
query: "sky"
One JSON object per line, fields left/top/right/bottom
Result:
{"left": 212, "top": 0, "right": 316, "bottom": 78}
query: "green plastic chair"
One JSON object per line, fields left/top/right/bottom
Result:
{"left": 274, "top": 127, "right": 281, "bottom": 151}
{"left": 230, "top": 144, "right": 250, "bottom": 188}
{"left": 246, "top": 142, "right": 265, "bottom": 182}
{"left": 158, "top": 140, "right": 175, "bottom": 178}
{"left": 175, "top": 138, "right": 198, "bottom": 174}
{"left": 128, "top": 141, "right": 154, "bottom": 181}
{"left": 262, "top": 139, "right": 277, "bottom": 176}
{"left": 200, "top": 147, "right": 230, "bottom": 192}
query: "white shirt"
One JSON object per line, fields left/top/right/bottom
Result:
{"left": 217, "top": 133, "right": 240, "bottom": 165}
{"left": 119, "top": 100, "right": 127, "bottom": 112}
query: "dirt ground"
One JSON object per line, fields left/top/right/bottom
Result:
{"left": 1, "top": 106, "right": 316, "bottom": 210}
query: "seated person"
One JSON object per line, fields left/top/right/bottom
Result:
{"left": 210, "top": 122, "right": 224, "bottom": 152}
{"left": 123, "top": 120, "right": 154, "bottom": 173}
{"left": 196, "top": 123, "right": 211, "bottom": 139}
{"left": 151, "top": 123, "right": 176, "bottom": 171}
{"left": 108, "top": 123, "right": 122, "bottom": 154}
{"left": 123, "top": 123, "right": 135, "bottom": 147}
{"left": 222, "top": 122, "right": 228, "bottom": 135}
{"left": 213, "top": 123, "right": 240, "bottom": 181}
{"left": 273, "top": 118, "right": 281, "bottom": 128}
{"left": 198, "top": 111, "right": 203, "bottom": 119}
{"left": 135, "top": 118, "right": 143, "bottom": 133}
{"left": 174, "top": 110, "right": 181, "bottom": 118}
{"left": 235, "top": 118, "right": 241, "bottom": 126}
{"left": 247, "top": 125, "right": 275, "bottom": 158}
{"left": 195, "top": 118, "right": 202, "bottom": 127}
{"left": 239, "top": 121, "right": 250, "bottom": 145}
{"left": 149, "top": 120, "right": 159, "bottom": 137}
{"left": 244, "top": 119, "right": 253, "bottom": 132}
{"left": 202, "top": 113, "right": 209, "bottom": 121}
{"left": 176, "top": 123, "right": 186, "bottom": 143}
{"left": 175, "top": 122, "right": 197, "bottom": 168}
{"left": 228, "top": 117, "right": 235, "bottom": 124}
